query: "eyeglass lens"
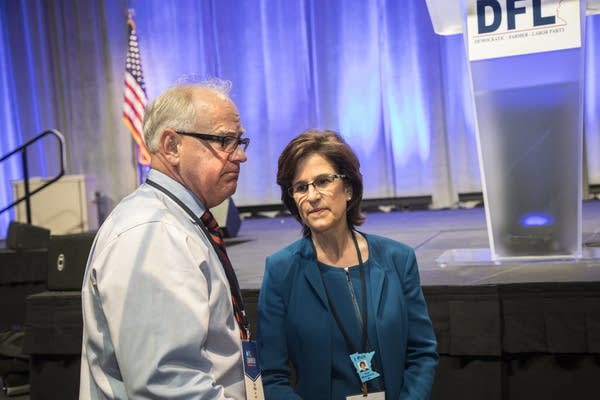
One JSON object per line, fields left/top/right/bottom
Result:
{"left": 289, "top": 174, "right": 345, "bottom": 196}
{"left": 222, "top": 136, "right": 250, "bottom": 153}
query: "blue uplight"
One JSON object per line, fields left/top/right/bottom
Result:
{"left": 520, "top": 213, "right": 554, "bottom": 227}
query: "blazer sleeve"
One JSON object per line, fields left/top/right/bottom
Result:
{"left": 397, "top": 247, "right": 439, "bottom": 400}
{"left": 257, "top": 253, "right": 303, "bottom": 400}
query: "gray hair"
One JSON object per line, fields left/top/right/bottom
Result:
{"left": 142, "top": 78, "right": 232, "bottom": 151}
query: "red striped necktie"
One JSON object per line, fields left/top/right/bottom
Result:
{"left": 201, "top": 210, "right": 249, "bottom": 340}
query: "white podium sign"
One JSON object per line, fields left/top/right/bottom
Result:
{"left": 466, "top": 0, "right": 582, "bottom": 61}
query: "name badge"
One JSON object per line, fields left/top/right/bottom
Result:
{"left": 242, "top": 340, "right": 264, "bottom": 400}
{"left": 350, "top": 351, "right": 380, "bottom": 383}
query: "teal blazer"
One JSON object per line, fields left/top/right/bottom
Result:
{"left": 257, "top": 233, "right": 438, "bottom": 400}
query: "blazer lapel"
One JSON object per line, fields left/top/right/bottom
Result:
{"left": 299, "top": 239, "right": 329, "bottom": 309}
{"left": 293, "top": 238, "right": 333, "bottom": 397}
{"left": 368, "top": 259, "right": 386, "bottom": 317}
{"left": 306, "top": 267, "right": 330, "bottom": 307}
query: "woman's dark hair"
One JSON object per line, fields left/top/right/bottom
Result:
{"left": 277, "top": 129, "right": 365, "bottom": 236}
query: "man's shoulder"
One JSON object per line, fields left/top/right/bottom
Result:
{"left": 98, "top": 186, "right": 192, "bottom": 241}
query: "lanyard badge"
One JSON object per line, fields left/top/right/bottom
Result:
{"left": 348, "top": 351, "right": 385, "bottom": 399}
{"left": 316, "top": 231, "right": 385, "bottom": 399}
{"left": 242, "top": 340, "right": 265, "bottom": 400}
{"left": 350, "top": 351, "right": 380, "bottom": 383}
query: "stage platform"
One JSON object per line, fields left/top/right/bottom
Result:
{"left": 228, "top": 200, "right": 600, "bottom": 289}
{"left": 2, "top": 201, "right": 600, "bottom": 399}
{"left": 227, "top": 200, "right": 600, "bottom": 399}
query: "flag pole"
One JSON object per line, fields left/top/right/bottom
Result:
{"left": 126, "top": 9, "right": 141, "bottom": 187}
{"left": 123, "top": 8, "right": 151, "bottom": 186}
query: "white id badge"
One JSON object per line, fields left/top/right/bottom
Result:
{"left": 242, "top": 340, "right": 265, "bottom": 400}
{"left": 346, "top": 391, "right": 385, "bottom": 400}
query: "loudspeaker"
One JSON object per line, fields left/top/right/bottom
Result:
{"left": 46, "top": 232, "right": 96, "bottom": 290}
{"left": 24, "top": 291, "right": 82, "bottom": 400}
{"left": 6, "top": 222, "right": 50, "bottom": 250}
{"left": 210, "top": 198, "right": 241, "bottom": 238}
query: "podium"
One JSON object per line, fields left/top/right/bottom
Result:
{"left": 427, "top": 0, "right": 599, "bottom": 262}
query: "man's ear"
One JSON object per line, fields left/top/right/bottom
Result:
{"left": 160, "top": 129, "right": 182, "bottom": 164}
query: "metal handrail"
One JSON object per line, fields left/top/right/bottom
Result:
{"left": 0, "top": 129, "right": 67, "bottom": 223}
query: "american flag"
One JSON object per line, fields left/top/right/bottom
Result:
{"left": 123, "top": 10, "right": 151, "bottom": 165}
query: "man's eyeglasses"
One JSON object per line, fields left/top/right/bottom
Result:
{"left": 176, "top": 131, "right": 250, "bottom": 153}
{"left": 287, "top": 174, "right": 346, "bottom": 197}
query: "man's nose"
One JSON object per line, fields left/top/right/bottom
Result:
{"left": 229, "top": 145, "right": 248, "bottom": 162}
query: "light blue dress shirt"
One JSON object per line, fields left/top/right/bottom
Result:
{"left": 79, "top": 169, "right": 245, "bottom": 399}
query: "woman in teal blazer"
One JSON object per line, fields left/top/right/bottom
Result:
{"left": 257, "top": 130, "right": 438, "bottom": 400}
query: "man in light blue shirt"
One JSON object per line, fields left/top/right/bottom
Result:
{"left": 80, "top": 80, "right": 250, "bottom": 399}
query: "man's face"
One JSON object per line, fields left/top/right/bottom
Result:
{"left": 178, "top": 91, "right": 247, "bottom": 208}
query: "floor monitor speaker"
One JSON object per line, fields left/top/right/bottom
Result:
{"left": 47, "top": 232, "right": 96, "bottom": 290}
{"left": 210, "top": 198, "right": 241, "bottom": 238}
{"left": 6, "top": 221, "right": 50, "bottom": 250}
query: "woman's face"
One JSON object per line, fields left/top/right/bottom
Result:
{"left": 291, "top": 153, "right": 351, "bottom": 235}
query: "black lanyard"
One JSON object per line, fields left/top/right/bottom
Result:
{"left": 317, "top": 231, "right": 369, "bottom": 354}
{"left": 145, "top": 178, "right": 250, "bottom": 339}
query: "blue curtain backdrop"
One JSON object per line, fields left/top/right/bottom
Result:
{"left": 0, "top": 0, "right": 599, "bottom": 238}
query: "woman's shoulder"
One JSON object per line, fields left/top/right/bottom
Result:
{"left": 266, "top": 236, "right": 310, "bottom": 267}
{"left": 362, "top": 232, "right": 420, "bottom": 280}
{"left": 270, "top": 236, "right": 304, "bottom": 254}
{"left": 363, "top": 232, "right": 414, "bottom": 255}
{"left": 262, "top": 237, "right": 312, "bottom": 289}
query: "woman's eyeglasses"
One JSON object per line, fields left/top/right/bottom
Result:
{"left": 288, "top": 174, "right": 346, "bottom": 197}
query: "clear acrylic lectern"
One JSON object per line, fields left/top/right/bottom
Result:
{"left": 426, "top": 0, "right": 599, "bottom": 263}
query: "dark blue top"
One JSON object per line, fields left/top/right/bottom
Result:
{"left": 317, "top": 260, "right": 384, "bottom": 399}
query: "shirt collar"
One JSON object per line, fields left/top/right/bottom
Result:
{"left": 146, "top": 169, "right": 207, "bottom": 217}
